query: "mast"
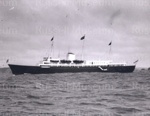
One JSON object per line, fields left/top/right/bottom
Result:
{"left": 50, "top": 36, "right": 54, "bottom": 58}
{"left": 108, "top": 41, "right": 112, "bottom": 55}
{"left": 80, "top": 35, "right": 85, "bottom": 60}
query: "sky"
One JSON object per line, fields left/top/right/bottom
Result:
{"left": 0, "top": 0, "right": 150, "bottom": 68}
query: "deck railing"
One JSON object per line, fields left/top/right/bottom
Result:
{"left": 39, "top": 63, "right": 126, "bottom": 67}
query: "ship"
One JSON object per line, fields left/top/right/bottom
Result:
{"left": 8, "top": 52, "right": 136, "bottom": 75}
{"left": 8, "top": 36, "right": 137, "bottom": 75}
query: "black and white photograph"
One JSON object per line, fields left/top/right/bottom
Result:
{"left": 0, "top": 0, "right": 150, "bottom": 115}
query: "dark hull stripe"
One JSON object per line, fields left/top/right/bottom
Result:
{"left": 8, "top": 64, "right": 136, "bottom": 75}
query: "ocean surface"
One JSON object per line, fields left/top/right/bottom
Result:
{"left": 0, "top": 68, "right": 150, "bottom": 116}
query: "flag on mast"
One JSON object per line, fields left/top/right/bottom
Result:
{"left": 51, "top": 37, "right": 54, "bottom": 41}
{"left": 80, "top": 35, "right": 85, "bottom": 40}
{"left": 108, "top": 41, "right": 112, "bottom": 46}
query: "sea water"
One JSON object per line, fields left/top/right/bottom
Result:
{"left": 0, "top": 68, "right": 150, "bottom": 116}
